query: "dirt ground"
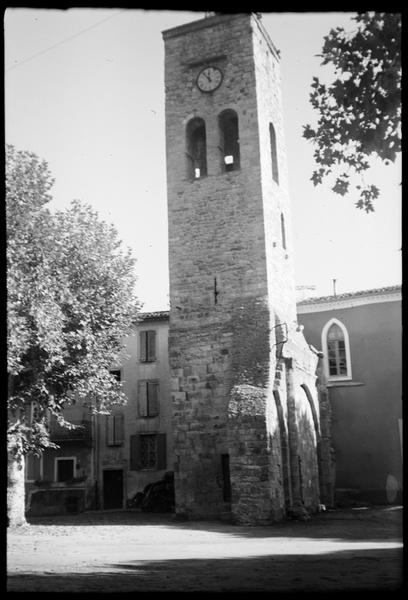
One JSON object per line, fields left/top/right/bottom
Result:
{"left": 7, "top": 505, "right": 403, "bottom": 593}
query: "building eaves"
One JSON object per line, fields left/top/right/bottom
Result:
{"left": 297, "top": 285, "right": 401, "bottom": 306}
{"left": 138, "top": 310, "right": 170, "bottom": 322}
{"left": 297, "top": 285, "right": 401, "bottom": 314}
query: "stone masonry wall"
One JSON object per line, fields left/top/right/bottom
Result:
{"left": 164, "top": 14, "right": 279, "bottom": 518}
{"left": 251, "top": 17, "right": 297, "bottom": 327}
{"left": 163, "top": 14, "right": 325, "bottom": 521}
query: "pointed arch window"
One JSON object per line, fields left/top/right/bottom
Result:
{"left": 269, "top": 122, "right": 279, "bottom": 184}
{"left": 186, "top": 117, "right": 207, "bottom": 180}
{"left": 218, "top": 109, "right": 240, "bottom": 172}
{"left": 321, "top": 318, "right": 352, "bottom": 381}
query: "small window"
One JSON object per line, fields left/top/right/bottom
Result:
{"left": 106, "top": 413, "right": 124, "bottom": 446}
{"left": 130, "top": 433, "right": 167, "bottom": 471}
{"left": 280, "top": 213, "right": 286, "bottom": 250}
{"left": 269, "top": 122, "right": 279, "bottom": 184}
{"left": 322, "top": 318, "right": 352, "bottom": 380}
{"left": 140, "top": 435, "right": 158, "bottom": 469}
{"left": 140, "top": 330, "right": 156, "bottom": 362}
{"left": 55, "top": 457, "right": 75, "bottom": 482}
{"left": 110, "top": 370, "right": 122, "bottom": 382}
{"left": 218, "top": 109, "right": 240, "bottom": 172}
{"left": 186, "top": 117, "right": 207, "bottom": 179}
{"left": 138, "top": 381, "right": 160, "bottom": 417}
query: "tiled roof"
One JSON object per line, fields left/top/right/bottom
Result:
{"left": 297, "top": 284, "right": 401, "bottom": 306}
{"left": 138, "top": 310, "right": 170, "bottom": 322}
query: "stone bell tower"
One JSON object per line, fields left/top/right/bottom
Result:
{"left": 162, "top": 13, "right": 330, "bottom": 523}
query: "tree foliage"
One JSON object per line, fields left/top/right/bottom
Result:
{"left": 303, "top": 12, "right": 401, "bottom": 212}
{"left": 7, "top": 144, "right": 141, "bottom": 458}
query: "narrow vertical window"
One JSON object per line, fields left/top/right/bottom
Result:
{"left": 218, "top": 109, "right": 240, "bottom": 172}
{"left": 280, "top": 213, "right": 286, "bottom": 250}
{"left": 214, "top": 277, "right": 219, "bottom": 304}
{"left": 140, "top": 330, "right": 156, "bottom": 362}
{"left": 221, "top": 454, "right": 231, "bottom": 501}
{"left": 322, "top": 318, "right": 352, "bottom": 380}
{"left": 140, "top": 435, "right": 158, "bottom": 469}
{"left": 327, "top": 324, "right": 347, "bottom": 376}
{"left": 269, "top": 122, "right": 279, "bottom": 184}
{"left": 186, "top": 117, "right": 207, "bottom": 179}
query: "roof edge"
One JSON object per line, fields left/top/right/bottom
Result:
{"left": 297, "top": 285, "right": 401, "bottom": 313}
{"left": 138, "top": 310, "right": 170, "bottom": 322}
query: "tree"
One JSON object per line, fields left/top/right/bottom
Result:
{"left": 7, "top": 145, "right": 141, "bottom": 526}
{"left": 303, "top": 12, "right": 401, "bottom": 212}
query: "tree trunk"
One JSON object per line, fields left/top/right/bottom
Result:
{"left": 7, "top": 450, "right": 27, "bottom": 527}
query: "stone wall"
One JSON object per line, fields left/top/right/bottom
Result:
{"left": 164, "top": 13, "right": 278, "bottom": 519}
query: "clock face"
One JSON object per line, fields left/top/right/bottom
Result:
{"left": 196, "top": 66, "right": 223, "bottom": 92}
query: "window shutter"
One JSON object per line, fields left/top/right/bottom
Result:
{"left": 106, "top": 416, "right": 115, "bottom": 445}
{"left": 114, "top": 414, "right": 124, "bottom": 444}
{"left": 147, "top": 330, "right": 156, "bottom": 362}
{"left": 147, "top": 382, "right": 159, "bottom": 416}
{"left": 138, "top": 382, "right": 148, "bottom": 417}
{"left": 130, "top": 434, "right": 142, "bottom": 470}
{"left": 140, "top": 331, "right": 147, "bottom": 362}
{"left": 157, "top": 433, "right": 167, "bottom": 470}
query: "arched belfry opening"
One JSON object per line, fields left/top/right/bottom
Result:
{"left": 218, "top": 109, "right": 240, "bottom": 172}
{"left": 186, "top": 117, "right": 207, "bottom": 179}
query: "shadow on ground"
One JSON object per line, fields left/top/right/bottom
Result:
{"left": 7, "top": 547, "right": 403, "bottom": 592}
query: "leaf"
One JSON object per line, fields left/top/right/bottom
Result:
{"left": 303, "top": 13, "right": 401, "bottom": 211}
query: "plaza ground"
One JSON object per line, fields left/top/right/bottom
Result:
{"left": 7, "top": 505, "right": 403, "bottom": 592}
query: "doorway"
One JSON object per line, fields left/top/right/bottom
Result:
{"left": 103, "top": 469, "right": 123, "bottom": 509}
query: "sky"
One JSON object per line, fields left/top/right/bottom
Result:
{"left": 5, "top": 9, "right": 401, "bottom": 311}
